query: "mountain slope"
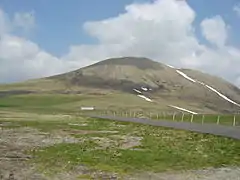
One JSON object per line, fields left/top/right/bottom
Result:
{"left": 1, "top": 57, "right": 240, "bottom": 114}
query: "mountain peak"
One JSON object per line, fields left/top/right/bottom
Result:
{"left": 86, "top": 57, "right": 164, "bottom": 70}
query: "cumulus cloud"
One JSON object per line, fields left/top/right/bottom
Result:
{"left": 65, "top": 0, "right": 199, "bottom": 66}
{"left": 0, "top": 10, "right": 77, "bottom": 83}
{"left": 0, "top": 0, "right": 240, "bottom": 87}
{"left": 201, "top": 16, "right": 228, "bottom": 47}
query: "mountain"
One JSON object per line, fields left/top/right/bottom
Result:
{"left": 1, "top": 57, "right": 240, "bottom": 114}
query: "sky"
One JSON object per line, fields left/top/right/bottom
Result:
{"left": 0, "top": 0, "right": 240, "bottom": 87}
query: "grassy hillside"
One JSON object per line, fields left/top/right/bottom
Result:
{"left": 1, "top": 57, "right": 240, "bottom": 114}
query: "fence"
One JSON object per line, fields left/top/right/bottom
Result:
{"left": 83, "top": 110, "right": 240, "bottom": 127}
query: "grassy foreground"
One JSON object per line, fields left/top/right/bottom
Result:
{"left": 0, "top": 93, "right": 240, "bottom": 178}
{"left": 1, "top": 112, "right": 239, "bottom": 177}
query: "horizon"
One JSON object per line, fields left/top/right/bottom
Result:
{"left": 0, "top": 0, "right": 240, "bottom": 87}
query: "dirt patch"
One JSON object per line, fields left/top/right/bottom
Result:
{"left": 62, "top": 129, "right": 119, "bottom": 135}
{"left": 0, "top": 127, "right": 80, "bottom": 180}
{"left": 90, "top": 135, "right": 143, "bottom": 149}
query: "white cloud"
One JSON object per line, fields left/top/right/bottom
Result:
{"left": 200, "top": 16, "right": 228, "bottom": 47}
{"left": 65, "top": 0, "right": 199, "bottom": 66}
{"left": 0, "top": 0, "right": 240, "bottom": 87}
{"left": 13, "top": 11, "right": 35, "bottom": 32}
{"left": 233, "top": 4, "right": 240, "bottom": 17}
{"left": 0, "top": 34, "right": 75, "bottom": 83}
{"left": 0, "top": 10, "right": 77, "bottom": 83}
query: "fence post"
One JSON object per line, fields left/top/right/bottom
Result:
{"left": 201, "top": 115, "right": 205, "bottom": 124}
{"left": 233, "top": 115, "right": 236, "bottom": 126}
{"left": 181, "top": 113, "right": 184, "bottom": 122}
{"left": 217, "top": 115, "right": 220, "bottom": 125}
{"left": 173, "top": 113, "right": 176, "bottom": 121}
{"left": 191, "top": 114, "right": 194, "bottom": 123}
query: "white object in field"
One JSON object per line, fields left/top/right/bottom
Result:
{"left": 204, "top": 85, "right": 240, "bottom": 107}
{"left": 169, "top": 105, "right": 198, "bottom": 114}
{"left": 141, "top": 87, "right": 148, "bottom": 91}
{"left": 81, "top": 107, "right": 94, "bottom": 110}
{"left": 137, "top": 95, "right": 153, "bottom": 102}
{"left": 68, "top": 123, "right": 88, "bottom": 126}
{"left": 176, "top": 70, "right": 196, "bottom": 83}
{"left": 133, "top": 89, "right": 142, "bottom": 94}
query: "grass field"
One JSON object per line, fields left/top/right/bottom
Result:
{"left": 0, "top": 93, "right": 169, "bottom": 114}
{"left": 0, "top": 112, "right": 240, "bottom": 179}
{"left": 0, "top": 93, "right": 240, "bottom": 179}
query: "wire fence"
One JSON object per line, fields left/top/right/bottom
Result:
{"left": 82, "top": 110, "right": 240, "bottom": 127}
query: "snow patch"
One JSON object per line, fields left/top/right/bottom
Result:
{"left": 205, "top": 85, "right": 240, "bottom": 107}
{"left": 176, "top": 70, "right": 196, "bottom": 83}
{"left": 175, "top": 69, "right": 240, "bottom": 107}
{"left": 167, "top": 64, "right": 175, "bottom": 68}
{"left": 133, "top": 89, "right": 142, "bottom": 94}
{"left": 169, "top": 105, "right": 198, "bottom": 114}
{"left": 141, "top": 87, "right": 148, "bottom": 91}
{"left": 137, "top": 95, "right": 152, "bottom": 102}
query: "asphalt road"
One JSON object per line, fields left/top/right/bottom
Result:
{"left": 90, "top": 115, "right": 240, "bottom": 140}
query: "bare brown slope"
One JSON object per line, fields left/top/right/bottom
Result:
{"left": 48, "top": 57, "right": 240, "bottom": 113}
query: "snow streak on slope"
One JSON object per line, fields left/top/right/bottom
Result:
{"left": 133, "top": 89, "right": 142, "bottom": 94}
{"left": 166, "top": 64, "right": 175, "bottom": 68}
{"left": 167, "top": 65, "right": 240, "bottom": 108}
{"left": 176, "top": 70, "right": 196, "bottom": 83}
{"left": 137, "top": 95, "right": 153, "bottom": 102}
{"left": 205, "top": 85, "right": 240, "bottom": 107}
{"left": 169, "top": 105, "right": 198, "bottom": 114}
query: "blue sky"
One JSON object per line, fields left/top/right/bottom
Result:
{"left": 0, "top": 0, "right": 240, "bottom": 85}
{"left": 1, "top": 0, "right": 138, "bottom": 56}
{"left": 1, "top": 0, "right": 240, "bottom": 56}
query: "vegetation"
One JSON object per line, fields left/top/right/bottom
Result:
{"left": 0, "top": 81, "right": 239, "bottom": 178}
{"left": 19, "top": 117, "right": 239, "bottom": 175}
{"left": 2, "top": 113, "right": 239, "bottom": 175}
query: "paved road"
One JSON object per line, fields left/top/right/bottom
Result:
{"left": 90, "top": 115, "right": 240, "bottom": 140}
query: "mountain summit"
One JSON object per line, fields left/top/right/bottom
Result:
{"left": 1, "top": 57, "right": 240, "bottom": 113}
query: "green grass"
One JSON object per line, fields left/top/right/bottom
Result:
{"left": 0, "top": 92, "right": 164, "bottom": 114}
{"left": 26, "top": 118, "right": 240, "bottom": 175}
{"left": 0, "top": 94, "right": 93, "bottom": 114}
